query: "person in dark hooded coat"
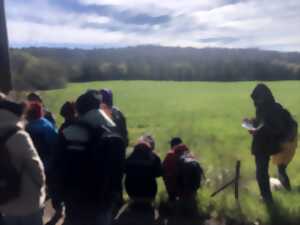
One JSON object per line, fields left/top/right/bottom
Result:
{"left": 249, "top": 83, "right": 298, "bottom": 203}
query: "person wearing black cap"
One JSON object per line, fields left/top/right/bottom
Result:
{"left": 163, "top": 137, "right": 187, "bottom": 201}
{"left": 0, "top": 94, "right": 46, "bottom": 225}
{"left": 170, "top": 137, "right": 183, "bottom": 149}
{"left": 248, "top": 83, "right": 298, "bottom": 204}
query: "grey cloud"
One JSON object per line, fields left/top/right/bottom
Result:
{"left": 51, "top": 0, "right": 171, "bottom": 26}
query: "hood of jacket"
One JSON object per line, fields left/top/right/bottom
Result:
{"left": 251, "top": 84, "right": 275, "bottom": 106}
{"left": 0, "top": 109, "right": 24, "bottom": 135}
{"left": 81, "top": 109, "right": 116, "bottom": 128}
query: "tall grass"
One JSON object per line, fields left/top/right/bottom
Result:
{"left": 42, "top": 81, "right": 300, "bottom": 224}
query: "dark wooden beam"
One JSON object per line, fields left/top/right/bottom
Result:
{"left": 0, "top": 0, "right": 12, "bottom": 94}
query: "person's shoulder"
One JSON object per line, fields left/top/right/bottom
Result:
{"left": 152, "top": 151, "right": 161, "bottom": 160}
{"left": 112, "top": 106, "right": 125, "bottom": 115}
{"left": 40, "top": 117, "right": 56, "bottom": 129}
{"left": 112, "top": 106, "right": 121, "bottom": 111}
{"left": 6, "top": 129, "right": 35, "bottom": 151}
{"left": 12, "top": 129, "right": 30, "bottom": 139}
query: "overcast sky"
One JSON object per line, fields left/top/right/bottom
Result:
{"left": 5, "top": 0, "right": 300, "bottom": 52}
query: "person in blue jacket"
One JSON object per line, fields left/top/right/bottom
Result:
{"left": 25, "top": 102, "right": 58, "bottom": 171}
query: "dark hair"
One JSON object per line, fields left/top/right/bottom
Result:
{"left": 99, "top": 89, "right": 113, "bottom": 107}
{"left": 27, "top": 92, "right": 42, "bottom": 103}
{"left": 60, "top": 101, "right": 76, "bottom": 119}
{"left": 76, "top": 91, "right": 101, "bottom": 115}
{"left": 170, "top": 137, "right": 183, "bottom": 148}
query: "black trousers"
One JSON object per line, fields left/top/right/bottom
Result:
{"left": 254, "top": 153, "right": 273, "bottom": 203}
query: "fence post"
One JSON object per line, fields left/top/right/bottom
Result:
{"left": 234, "top": 160, "right": 241, "bottom": 201}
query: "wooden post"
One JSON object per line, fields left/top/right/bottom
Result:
{"left": 211, "top": 160, "right": 241, "bottom": 200}
{"left": 211, "top": 178, "right": 235, "bottom": 197}
{"left": 0, "top": 0, "right": 12, "bottom": 94}
{"left": 234, "top": 160, "right": 241, "bottom": 201}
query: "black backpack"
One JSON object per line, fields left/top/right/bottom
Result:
{"left": 0, "top": 128, "right": 21, "bottom": 205}
{"left": 177, "top": 153, "right": 204, "bottom": 193}
{"left": 55, "top": 121, "right": 125, "bottom": 203}
{"left": 280, "top": 108, "right": 298, "bottom": 142}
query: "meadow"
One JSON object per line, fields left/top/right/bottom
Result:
{"left": 42, "top": 81, "right": 300, "bottom": 224}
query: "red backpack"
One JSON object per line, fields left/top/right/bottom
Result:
{"left": 0, "top": 128, "right": 21, "bottom": 205}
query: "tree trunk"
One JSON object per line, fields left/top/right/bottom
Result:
{"left": 0, "top": 0, "right": 12, "bottom": 94}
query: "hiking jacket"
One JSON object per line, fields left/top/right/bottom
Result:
{"left": 52, "top": 109, "right": 124, "bottom": 206}
{"left": 251, "top": 85, "right": 298, "bottom": 155}
{"left": 100, "top": 104, "right": 129, "bottom": 147}
{"left": 56, "top": 109, "right": 117, "bottom": 153}
{"left": 0, "top": 109, "right": 46, "bottom": 216}
{"left": 125, "top": 143, "right": 162, "bottom": 199}
{"left": 162, "top": 144, "right": 190, "bottom": 198}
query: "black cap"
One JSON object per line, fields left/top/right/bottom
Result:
{"left": 76, "top": 90, "right": 102, "bottom": 115}
{"left": 170, "top": 137, "right": 182, "bottom": 148}
{"left": 27, "top": 92, "right": 42, "bottom": 103}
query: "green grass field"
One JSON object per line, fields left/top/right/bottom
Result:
{"left": 42, "top": 81, "right": 300, "bottom": 224}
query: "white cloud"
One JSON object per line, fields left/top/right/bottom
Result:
{"left": 5, "top": 0, "right": 300, "bottom": 52}
{"left": 7, "top": 21, "right": 124, "bottom": 46}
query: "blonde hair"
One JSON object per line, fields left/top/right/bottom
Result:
{"left": 139, "top": 134, "right": 155, "bottom": 150}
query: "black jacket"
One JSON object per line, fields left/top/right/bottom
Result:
{"left": 251, "top": 84, "right": 297, "bottom": 155}
{"left": 112, "top": 107, "right": 129, "bottom": 147}
{"left": 125, "top": 143, "right": 162, "bottom": 199}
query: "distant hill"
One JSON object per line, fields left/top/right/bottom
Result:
{"left": 9, "top": 46, "right": 300, "bottom": 90}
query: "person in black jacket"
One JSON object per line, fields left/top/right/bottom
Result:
{"left": 99, "top": 89, "right": 128, "bottom": 208}
{"left": 99, "top": 89, "right": 129, "bottom": 147}
{"left": 125, "top": 135, "right": 162, "bottom": 202}
{"left": 248, "top": 83, "right": 298, "bottom": 203}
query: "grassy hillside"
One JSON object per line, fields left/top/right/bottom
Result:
{"left": 42, "top": 81, "right": 300, "bottom": 224}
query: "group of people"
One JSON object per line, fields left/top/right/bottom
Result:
{"left": 0, "top": 83, "right": 298, "bottom": 225}
{"left": 0, "top": 89, "right": 203, "bottom": 225}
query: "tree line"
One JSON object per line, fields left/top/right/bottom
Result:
{"left": 9, "top": 46, "right": 300, "bottom": 90}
